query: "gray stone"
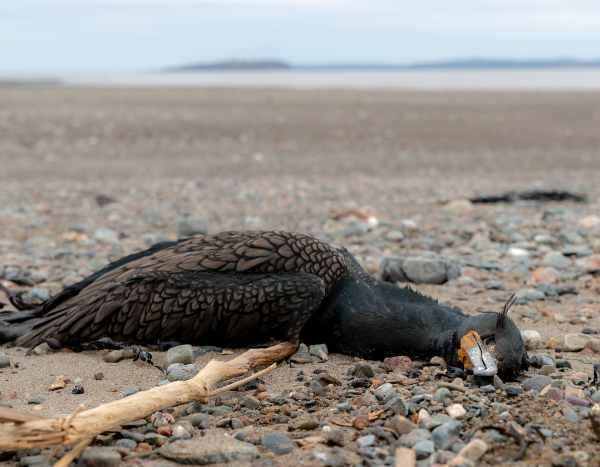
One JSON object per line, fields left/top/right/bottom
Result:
{"left": 19, "top": 455, "right": 51, "bottom": 467}
{"left": 542, "top": 252, "right": 571, "bottom": 269}
{"left": 177, "top": 216, "right": 209, "bottom": 238}
{"left": 159, "top": 434, "right": 258, "bottom": 464}
{"left": 166, "top": 363, "right": 199, "bottom": 381}
{"left": 336, "top": 402, "right": 352, "bottom": 412}
{"left": 432, "top": 420, "right": 462, "bottom": 450}
{"left": 383, "top": 395, "right": 408, "bottom": 415}
{"left": 289, "top": 414, "right": 319, "bottom": 431}
{"left": 380, "top": 256, "right": 409, "bottom": 282}
{"left": 515, "top": 288, "right": 545, "bottom": 304}
{"left": 261, "top": 432, "right": 295, "bottom": 454}
{"left": 121, "top": 387, "right": 139, "bottom": 397}
{"left": 115, "top": 438, "right": 137, "bottom": 450}
{"left": 349, "top": 363, "right": 375, "bottom": 379}
{"left": 0, "top": 352, "right": 10, "bottom": 369}
{"left": 240, "top": 395, "right": 261, "bottom": 409}
{"left": 434, "top": 387, "right": 451, "bottom": 402}
{"left": 31, "top": 342, "right": 52, "bottom": 356}
{"left": 309, "top": 343, "right": 329, "bottom": 361}
{"left": 403, "top": 257, "right": 449, "bottom": 284}
{"left": 27, "top": 395, "right": 46, "bottom": 405}
{"left": 522, "top": 375, "right": 553, "bottom": 392}
{"left": 166, "top": 344, "right": 194, "bottom": 365}
{"left": 290, "top": 343, "right": 314, "bottom": 363}
{"left": 374, "top": 383, "right": 396, "bottom": 403}
{"left": 414, "top": 439, "right": 435, "bottom": 460}
{"left": 80, "top": 446, "right": 121, "bottom": 467}
{"left": 357, "top": 434, "right": 376, "bottom": 448}
{"left": 27, "top": 287, "right": 50, "bottom": 302}
{"left": 591, "top": 390, "right": 600, "bottom": 403}
{"left": 94, "top": 228, "right": 120, "bottom": 244}
{"left": 399, "top": 429, "right": 432, "bottom": 447}
{"left": 563, "top": 333, "right": 590, "bottom": 352}
{"left": 562, "top": 405, "right": 579, "bottom": 423}
{"left": 187, "top": 413, "right": 211, "bottom": 429}
{"left": 172, "top": 424, "right": 192, "bottom": 439}
{"left": 521, "top": 330, "right": 542, "bottom": 350}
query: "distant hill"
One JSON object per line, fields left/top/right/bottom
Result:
{"left": 165, "top": 57, "right": 600, "bottom": 72}
{"left": 165, "top": 59, "right": 291, "bottom": 72}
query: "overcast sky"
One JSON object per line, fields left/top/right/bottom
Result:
{"left": 3, "top": 0, "right": 600, "bottom": 73}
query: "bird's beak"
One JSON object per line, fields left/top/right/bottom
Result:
{"left": 457, "top": 330, "right": 498, "bottom": 377}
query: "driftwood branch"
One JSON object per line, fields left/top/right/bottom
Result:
{"left": 0, "top": 342, "right": 295, "bottom": 451}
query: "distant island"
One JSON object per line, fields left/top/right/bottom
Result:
{"left": 165, "top": 59, "right": 291, "bottom": 72}
{"left": 164, "top": 57, "right": 600, "bottom": 72}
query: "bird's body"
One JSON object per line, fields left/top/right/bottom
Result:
{"left": 0, "top": 231, "right": 527, "bottom": 377}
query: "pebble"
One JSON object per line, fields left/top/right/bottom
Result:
{"left": 413, "top": 439, "right": 435, "bottom": 460}
{"left": 240, "top": 395, "right": 261, "bottom": 410}
{"left": 374, "top": 383, "right": 397, "bottom": 403}
{"left": 394, "top": 447, "right": 416, "bottom": 467}
{"left": 27, "top": 395, "right": 46, "bottom": 405}
{"left": 177, "top": 216, "right": 209, "bottom": 238}
{"left": 516, "top": 288, "right": 545, "bottom": 304}
{"left": 562, "top": 333, "right": 589, "bottom": 352}
{"left": 258, "top": 432, "right": 294, "bottom": 456}
{"left": 93, "top": 228, "right": 120, "bottom": 244}
{"left": 458, "top": 438, "right": 488, "bottom": 461}
{"left": 357, "top": 434, "right": 376, "bottom": 448}
{"left": 434, "top": 387, "right": 451, "bottom": 402}
{"left": 159, "top": 434, "right": 258, "bottom": 464}
{"left": 399, "top": 429, "right": 432, "bottom": 448}
{"left": 80, "top": 447, "right": 121, "bottom": 467}
{"left": 349, "top": 363, "right": 375, "bottom": 379}
{"left": 383, "top": 355, "right": 413, "bottom": 371}
{"left": 31, "top": 343, "right": 52, "bottom": 356}
{"left": 336, "top": 402, "right": 352, "bottom": 413}
{"left": 432, "top": 421, "right": 462, "bottom": 450}
{"left": 542, "top": 252, "right": 571, "bottom": 269}
{"left": 561, "top": 405, "right": 579, "bottom": 423}
{"left": 309, "top": 343, "right": 329, "bottom": 361}
{"left": 505, "top": 385, "right": 523, "bottom": 397}
{"left": 446, "top": 404, "right": 466, "bottom": 419}
{"left": 115, "top": 438, "right": 137, "bottom": 450}
{"left": 389, "top": 415, "right": 417, "bottom": 435}
{"left": 522, "top": 375, "right": 553, "bottom": 392}
{"left": 172, "top": 424, "right": 192, "bottom": 439}
{"left": 0, "top": 352, "right": 10, "bottom": 369}
{"left": 18, "top": 455, "right": 51, "bottom": 467}
{"left": 290, "top": 343, "right": 314, "bottom": 364}
{"left": 166, "top": 344, "right": 194, "bottom": 365}
{"left": 27, "top": 287, "right": 50, "bottom": 302}
{"left": 103, "top": 350, "right": 128, "bottom": 363}
{"left": 530, "top": 267, "right": 561, "bottom": 284}
{"left": 576, "top": 254, "right": 600, "bottom": 273}
{"left": 121, "top": 387, "right": 139, "bottom": 397}
{"left": 186, "top": 413, "right": 210, "bottom": 429}
{"left": 288, "top": 414, "right": 319, "bottom": 431}
{"left": 166, "top": 363, "right": 199, "bottom": 381}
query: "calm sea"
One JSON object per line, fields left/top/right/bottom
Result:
{"left": 6, "top": 70, "right": 600, "bottom": 90}
{"left": 64, "top": 70, "right": 600, "bottom": 90}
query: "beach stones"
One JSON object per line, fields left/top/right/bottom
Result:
{"left": 159, "top": 433, "right": 258, "bottom": 464}
{"left": 380, "top": 254, "right": 461, "bottom": 284}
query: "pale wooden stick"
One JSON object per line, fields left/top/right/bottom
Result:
{"left": 0, "top": 342, "right": 296, "bottom": 451}
{"left": 54, "top": 437, "right": 93, "bottom": 467}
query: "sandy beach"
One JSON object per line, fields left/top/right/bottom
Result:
{"left": 1, "top": 86, "right": 600, "bottom": 466}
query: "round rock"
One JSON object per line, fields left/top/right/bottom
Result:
{"left": 159, "top": 434, "right": 258, "bottom": 464}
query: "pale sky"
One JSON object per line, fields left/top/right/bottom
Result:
{"left": 3, "top": 0, "right": 600, "bottom": 73}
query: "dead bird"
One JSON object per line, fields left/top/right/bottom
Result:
{"left": 0, "top": 231, "right": 528, "bottom": 378}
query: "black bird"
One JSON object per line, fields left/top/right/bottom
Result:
{"left": 0, "top": 231, "right": 528, "bottom": 377}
